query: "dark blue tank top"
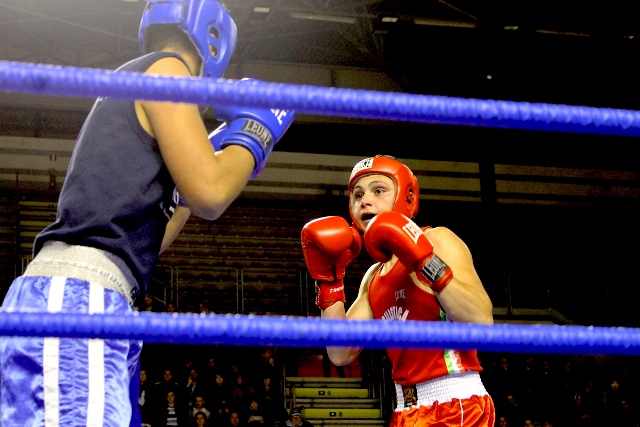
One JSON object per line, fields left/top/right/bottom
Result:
{"left": 34, "top": 52, "right": 185, "bottom": 298}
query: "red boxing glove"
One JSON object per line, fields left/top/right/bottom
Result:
{"left": 301, "top": 216, "right": 362, "bottom": 310}
{"left": 364, "top": 211, "right": 453, "bottom": 292}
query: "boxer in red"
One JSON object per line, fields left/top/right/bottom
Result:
{"left": 302, "top": 155, "right": 495, "bottom": 427}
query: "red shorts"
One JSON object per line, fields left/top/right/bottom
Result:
{"left": 389, "top": 394, "right": 495, "bottom": 427}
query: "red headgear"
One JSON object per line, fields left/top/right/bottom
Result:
{"left": 348, "top": 155, "right": 419, "bottom": 233}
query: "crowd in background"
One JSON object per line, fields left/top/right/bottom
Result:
{"left": 139, "top": 344, "right": 291, "bottom": 427}
{"left": 137, "top": 295, "right": 640, "bottom": 427}
{"left": 481, "top": 352, "right": 640, "bottom": 427}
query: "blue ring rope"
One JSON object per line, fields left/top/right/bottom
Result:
{"left": 2, "top": 60, "right": 640, "bottom": 136}
{"left": 0, "top": 311, "right": 639, "bottom": 356}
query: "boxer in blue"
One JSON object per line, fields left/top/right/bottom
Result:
{"left": 0, "top": 1, "right": 295, "bottom": 426}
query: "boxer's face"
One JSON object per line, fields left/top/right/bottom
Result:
{"left": 350, "top": 174, "right": 396, "bottom": 231}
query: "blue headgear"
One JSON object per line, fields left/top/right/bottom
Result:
{"left": 139, "top": 0, "right": 237, "bottom": 78}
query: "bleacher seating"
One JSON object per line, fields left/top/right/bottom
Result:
{"left": 241, "top": 268, "right": 304, "bottom": 315}
{"left": 154, "top": 198, "right": 326, "bottom": 313}
{"left": 286, "top": 377, "right": 384, "bottom": 427}
{"left": 174, "top": 266, "right": 239, "bottom": 314}
{"left": 17, "top": 199, "right": 57, "bottom": 258}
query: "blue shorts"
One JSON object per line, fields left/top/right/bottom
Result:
{"left": 0, "top": 275, "right": 142, "bottom": 427}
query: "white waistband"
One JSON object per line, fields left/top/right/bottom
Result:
{"left": 395, "top": 371, "right": 487, "bottom": 411}
{"left": 24, "top": 241, "right": 138, "bottom": 306}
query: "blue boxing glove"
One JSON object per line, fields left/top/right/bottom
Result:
{"left": 178, "top": 124, "right": 230, "bottom": 206}
{"left": 214, "top": 78, "right": 295, "bottom": 179}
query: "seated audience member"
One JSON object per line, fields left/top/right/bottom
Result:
{"left": 193, "top": 410, "right": 209, "bottom": 427}
{"left": 153, "top": 368, "right": 181, "bottom": 413}
{"left": 227, "top": 410, "right": 246, "bottom": 427}
{"left": 139, "top": 368, "right": 153, "bottom": 426}
{"left": 189, "top": 395, "right": 211, "bottom": 424}
{"left": 155, "top": 390, "right": 189, "bottom": 427}
{"left": 210, "top": 371, "right": 232, "bottom": 410}
{"left": 247, "top": 398, "right": 266, "bottom": 426}
{"left": 142, "top": 294, "right": 157, "bottom": 312}
{"left": 286, "top": 407, "right": 314, "bottom": 427}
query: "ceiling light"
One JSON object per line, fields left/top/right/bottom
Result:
{"left": 381, "top": 17, "right": 398, "bottom": 23}
{"left": 254, "top": 7, "right": 270, "bottom": 13}
{"left": 504, "top": 26, "right": 518, "bottom": 31}
{"left": 413, "top": 19, "right": 476, "bottom": 29}
{"left": 290, "top": 12, "right": 356, "bottom": 24}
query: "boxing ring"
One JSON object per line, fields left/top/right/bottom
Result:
{"left": 1, "top": 59, "right": 640, "bottom": 357}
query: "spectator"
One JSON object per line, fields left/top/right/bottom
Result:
{"left": 142, "top": 294, "right": 157, "bottom": 312}
{"left": 614, "top": 399, "right": 639, "bottom": 427}
{"left": 258, "top": 348, "right": 277, "bottom": 380}
{"left": 189, "top": 395, "right": 211, "bottom": 424}
{"left": 139, "top": 368, "right": 153, "bottom": 426}
{"left": 202, "top": 355, "right": 219, "bottom": 385}
{"left": 247, "top": 399, "right": 266, "bottom": 426}
{"left": 501, "top": 394, "right": 523, "bottom": 427}
{"left": 199, "top": 301, "right": 211, "bottom": 314}
{"left": 603, "top": 379, "right": 626, "bottom": 414}
{"left": 286, "top": 407, "right": 314, "bottom": 427}
{"left": 494, "top": 357, "right": 518, "bottom": 398}
{"left": 579, "top": 380, "right": 602, "bottom": 422}
{"left": 212, "top": 400, "right": 232, "bottom": 426}
{"left": 559, "top": 360, "right": 578, "bottom": 401}
{"left": 154, "top": 368, "right": 181, "bottom": 414}
{"left": 227, "top": 410, "right": 246, "bottom": 427}
{"left": 538, "top": 358, "right": 557, "bottom": 390}
{"left": 518, "top": 385, "right": 541, "bottom": 424}
{"left": 519, "top": 356, "right": 539, "bottom": 393}
{"left": 229, "top": 382, "right": 248, "bottom": 418}
{"left": 185, "top": 367, "right": 207, "bottom": 409}
{"left": 178, "top": 358, "right": 196, "bottom": 386}
{"left": 155, "top": 390, "right": 189, "bottom": 427}
{"left": 209, "top": 372, "right": 232, "bottom": 413}
{"left": 537, "top": 358, "right": 563, "bottom": 420}
{"left": 193, "top": 410, "right": 209, "bottom": 427}
{"left": 565, "top": 392, "right": 595, "bottom": 427}
{"left": 258, "top": 376, "right": 289, "bottom": 425}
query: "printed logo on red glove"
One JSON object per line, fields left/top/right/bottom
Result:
{"left": 420, "top": 255, "right": 449, "bottom": 285}
{"left": 401, "top": 220, "right": 423, "bottom": 245}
